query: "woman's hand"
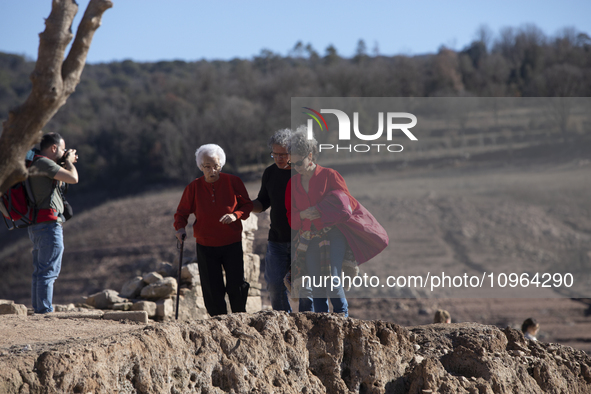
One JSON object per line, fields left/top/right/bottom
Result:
{"left": 300, "top": 207, "right": 320, "bottom": 220}
{"left": 219, "top": 213, "right": 237, "bottom": 224}
{"left": 175, "top": 228, "right": 186, "bottom": 242}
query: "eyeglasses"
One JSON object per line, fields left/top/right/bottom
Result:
{"left": 202, "top": 164, "right": 221, "bottom": 171}
{"left": 291, "top": 158, "right": 306, "bottom": 167}
{"left": 271, "top": 153, "right": 289, "bottom": 159}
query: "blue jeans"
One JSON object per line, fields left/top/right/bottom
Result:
{"left": 300, "top": 227, "right": 348, "bottom": 316}
{"left": 28, "top": 221, "right": 64, "bottom": 314}
{"left": 265, "top": 241, "right": 292, "bottom": 312}
{"left": 265, "top": 241, "right": 313, "bottom": 312}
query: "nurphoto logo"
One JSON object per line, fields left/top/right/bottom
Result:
{"left": 303, "top": 107, "right": 418, "bottom": 153}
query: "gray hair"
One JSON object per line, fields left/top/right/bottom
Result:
{"left": 287, "top": 124, "right": 319, "bottom": 161}
{"left": 267, "top": 128, "right": 292, "bottom": 151}
{"left": 195, "top": 144, "right": 226, "bottom": 171}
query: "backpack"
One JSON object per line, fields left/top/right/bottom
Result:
{"left": 1, "top": 149, "right": 42, "bottom": 230}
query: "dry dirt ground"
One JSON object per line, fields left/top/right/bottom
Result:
{"left": 1, "top": 142, "right": 590, "bottom": 355}
{"left": 3, "top": 312, "right": 590, "bottom": 394}
{"left": 1, "top": 298, "right": 590, "bottom": 356}
{"left": 0, "top": 313, "right": 144, "bottom": 355}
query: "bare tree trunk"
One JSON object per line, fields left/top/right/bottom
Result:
{"left": 0, "top": 0, "right": 113, "bottom": 195}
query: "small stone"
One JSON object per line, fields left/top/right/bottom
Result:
{"left": 112, "top": 302, "right": 133, "bottom": 311}
{"left": 103, "top": 311, "right": 148, "bottom": 324}
{"left": 53, "top": 311, "right": 104, "bottom": 319}
{"left": 53, "top": 304, "right": 76, "bottom": 312}
{"left": 132, "top": 301, "right": 157, "bottom": 317}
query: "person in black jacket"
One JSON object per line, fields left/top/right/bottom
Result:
{"left": 252, "top": 129, "right": 312, "bottom": 312}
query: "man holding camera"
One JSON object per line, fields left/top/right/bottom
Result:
{"left": 28, "top": 132, "right": 78, "bottom": 314}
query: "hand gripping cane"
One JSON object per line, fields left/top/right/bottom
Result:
{"left": 175, "top": 233, "right": 186, "bottom": 320}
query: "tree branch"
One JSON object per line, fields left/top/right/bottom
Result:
{"left": 63, "top": 0, "right": 113, "bottom": 93}
{"left": 0, "top": 0, "right": 112, "bottom": 195}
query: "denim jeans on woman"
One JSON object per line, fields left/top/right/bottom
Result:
{"left": 300, "top": 227, "right": 348, "bottom": 316}
{"left": 28, "top": 221, "right": 64, "bottom": 314}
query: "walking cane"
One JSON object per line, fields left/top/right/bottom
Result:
{"left": 175, "top": 233, "right": 186, "bottom": 320}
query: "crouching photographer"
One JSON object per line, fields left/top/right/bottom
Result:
{"left": 27, "top": 132, "right": 79, "bottom": 314}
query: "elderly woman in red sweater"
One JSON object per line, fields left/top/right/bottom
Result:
{"left": 174, "top": 144, "right": 253, "bottom": 316}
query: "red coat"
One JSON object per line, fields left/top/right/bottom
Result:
{"left": 286, "top": 165, "right": 357, "bottom": 231}
{"left": 174, "top": 173, "right": 253, "bottom": 247}
{"left": 286, "top": 165, "right": 388, "bottom": 263}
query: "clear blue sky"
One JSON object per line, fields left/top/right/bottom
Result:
{"left": 1, "top": 0, "right": 589, "bottom": 64}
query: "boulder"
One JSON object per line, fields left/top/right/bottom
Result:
{"left": 132, "top": 301, "right": 157, "bottom": 317}
{"left": 181, "top": 263, "right": 200, "bottom": 284}
{"left": 142, "top": 272, "right": 164, "bottom": 285}
{"left": 0, "top": 303, "right": 27, "bottom": 316}
{"left": 180, "top": 285, "right": 202, "bottom": 297}
{"left": 243, "top": 253, "right": 260, "bottom": 285}
{"left": 156, "top": 299, "right": 174, "bottom": 320}
{"left": 156, "top": 262, "right": 176, "bottom": 277}
{"left": 245, "top": 297, "right": 261, "bottom": 314}
{"left": 242, "top": 215, "right": 258, "bottom": 253}
{"left": 119, "top": 276, "right": 145, "bottom": 299}
{"left": 140, "top": 277, "right": 177, "bottom": 300}
{"left": 173, "top": 290, "right": 208, "bottom": 321}
{"left": 85, "top": 290, "right": 127, "bottom": 309}
{"left": 242, "top": 214, "right": 258, "bottom": 233}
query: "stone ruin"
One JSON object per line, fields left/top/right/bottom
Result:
{"left": 82, "top": 215, "right": 262, "bottom": 321}
{"left": 0, "top": 215, "right": 261, "bottom": 321}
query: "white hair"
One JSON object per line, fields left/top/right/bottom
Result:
{"left": 195, "top": 144, "right": 226, "bottom": 171}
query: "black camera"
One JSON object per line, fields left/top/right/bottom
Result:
{"left": 57, "top": 149, "right": 72, "bottom": 167}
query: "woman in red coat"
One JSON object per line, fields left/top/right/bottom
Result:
{"left": 286, "top": 128, "right": 353, "bottom": 316}
{"left": 174, "top": 144, "right": 253, "bottom": 316}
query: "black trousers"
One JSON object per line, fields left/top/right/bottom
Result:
{"left": 196, "top": 241, "right": 249, "bottom": 316}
